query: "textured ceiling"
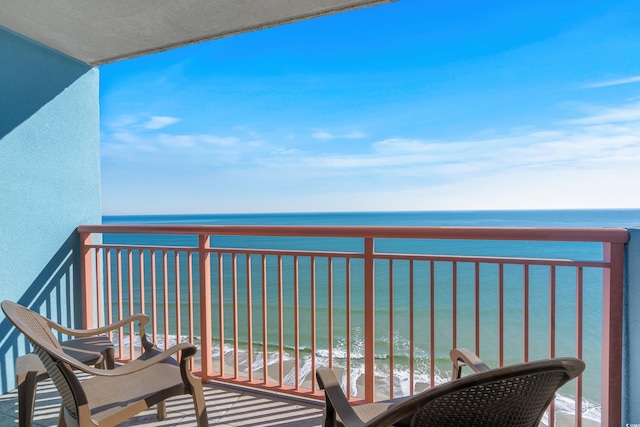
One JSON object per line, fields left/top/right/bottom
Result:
{"left": 0, "top": 0, "right": 394, "bottom": 66}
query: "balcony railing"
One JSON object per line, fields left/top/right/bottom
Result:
{"left": 78, "top": 225, "right": 628, "bottom": 427}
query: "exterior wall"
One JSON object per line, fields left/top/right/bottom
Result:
{"left": 0, "top": 27, "right": 101, "bottom": 393}
{"left": 624, "top": 228, "right": 640, "bottom": 425}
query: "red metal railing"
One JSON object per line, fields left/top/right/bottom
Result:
{"left": 78, "top": 225, "right": 628, "bottom": 427}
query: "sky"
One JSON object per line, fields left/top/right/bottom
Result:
{"left": 99, "top": 0, "right": 640, "bottom": 215}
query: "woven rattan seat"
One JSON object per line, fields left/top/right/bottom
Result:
{"left": 317, "top": 348, "right": 584, "bottom": 427}
{"left": 2, "top": 300, "right": 208, "bottom": 427}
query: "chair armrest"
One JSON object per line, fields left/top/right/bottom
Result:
{"left": 111, "top": 343, "right": 197, "bottom": 376}
{"left": 52, "top": 342, "right": 196, "bottom": 377}
{"left": 316, "top": 367, "right": 365, "bottom": 427}
{"left": 450, "top": 348, "right": 491, "bottom": 380}
{"left": 48, "top": 313, "right": 150, "bottom": 337}
{"left": 140, "top": 331, "right": 157, "bottom": 352}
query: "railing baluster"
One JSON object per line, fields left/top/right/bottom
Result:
{"left": 117, "top": 249, "right": 123, "bottom": 356}
{"left": 474, "top": 262, "right": 480, "bottom": 356}
{"left": 498, "top": 263, "right": 504, "bottom": 367}
{"left": 294, "top": 256, "right": 300, "bottom": 389}
{"left": 388, "top": 260, "right": 394, "bottom": 399}
{"left": 261, "top": 254, "right": 268, "bottom": 385}
{"left": 549, "top": 265, "right": 556, "bottom": 359}
{"left": 409, "top": 260, "right": 414, "bottom": 395}
{"left": 151, "top": 251, "right": 157, "bottom": 344}
{"left": 138, "top": 250, "right": 145, "bottom": 325}
{"left": 95, "top": 247, "right": 103, "bottom": 328}
{"left": 429, "top": 260, "right": 435, "bottom": 388}
{"left": 128, "top": 250, "right": 134, "bottom": 360}
{"left": 246, "top": 254, "right": 253, "bottom": 382}
{"left": 278, "top": 255, "right": 284, "bottom": 387}
{"left": 310, "top": 256, "right": 317, "bottom": 392}
{"left": 163, "top": 250, "right": 169, "bottom": 351}
{"left": 452, "top": 261, "right": 457, "bottom": 352}
{"left": 346, "top": 257, "right": 352, "bottom": 399}
{"left": 549, "top": 265, "right": 557, "bottom": 424}
{"left": 523, "top": 264, "right": 529, "bottom": 363}
{"left": 232, "top": 252, "right": 238, "bottom": 378}
{"left": 106, "top": 249, "right": 113, "bottom": 341}
{"left": 217, "top": 252, "right": 225, "bottom": 375}
{"left": 576, "top": 266, "right": 583, "bottom": 427}
{"left": 328, "top": 257, "right": 334, "bottom": 370}
{"left": 175, "top": 251, "right": 181, "bottom": 347}
{"left": 187, "top": 251, "right": 194, "bottom": 371}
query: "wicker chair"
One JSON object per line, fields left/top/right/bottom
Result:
{"left": 316, "top": 348, "right": 584, "bottom": 427}
{"left": 16, "top": 322, "right": 117, "bottom": 427}
{"left": 2, "top": 300, "right": 208, "bottom": 427}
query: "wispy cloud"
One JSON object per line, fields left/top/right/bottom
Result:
{"left": 143, "top": 116, "right": 181, "bottom": 130}
{"left": 104, "top": 132, "right": 261, "bottom": 158}
{"left": 312, "top": 130, "right": 367, "bottom": 140}
{"left": 298, "top": 102, "right": 640, "bottom": 178}
{"left": 560, "top": 101, "right": 640, "bottom": 125}
{"left": 312, "top": 131, "right": 334, "bottom": 140}
{"left": 155, "top": 134, "right": 240, "bottom": 148}
{"left": 584, "top": 75, "right": 640, "bottom": 88}
{"left": 102, "top": 114, "right": 265, "bottom": 164}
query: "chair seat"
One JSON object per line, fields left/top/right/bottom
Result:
{"left": 17, "top": 335, "right": 114, "bottom": 380}
{"left": 337, "top": 397, "right": 412, "bottom": 427}
{"left": 61, "top": 335, "right": 114, "bottom": 368}
{"left": 82, "top": 362, "right": 185, "bottom": 424}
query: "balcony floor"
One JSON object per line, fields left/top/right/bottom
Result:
{"left": 0, "top": 378, "right": 324, "bottom": 426}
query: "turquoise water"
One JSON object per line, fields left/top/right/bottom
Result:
{"left": 101, "top": 209, "right": 639, "bottom": 414}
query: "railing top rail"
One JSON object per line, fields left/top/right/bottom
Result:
{"left": 78, "top": 224, "right": 629, "bottom": 243}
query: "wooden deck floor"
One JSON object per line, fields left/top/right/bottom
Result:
{"left": 0, "top": 378, "right": 324, "bottom": 426}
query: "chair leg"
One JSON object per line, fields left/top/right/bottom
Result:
{"left": 104, "top": 347, "right": 115, "bottom": 370}
{"left": 57, "top": 407, "right": 67, "bottom": 427}
{"left": 17, "top": 371, "right": 38, "bottom": 427}
{"left": 323, "top": 407, "right": 336, "bottom": 427}
{"left": 190, "top": 382, "right": 209, "bottom": 427}
{"left": 156, "top": 401, "right": 167, "bottom": 420}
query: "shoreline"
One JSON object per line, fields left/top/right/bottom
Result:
{"left": 115, "top": 334, "right": 602, "bottom": 426}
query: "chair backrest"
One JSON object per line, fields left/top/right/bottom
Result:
{"left": 2, "top": 301, "right": 87, "bottom": 419}
{"left": 370, "top": 357, "right": 585, "bottom": 427}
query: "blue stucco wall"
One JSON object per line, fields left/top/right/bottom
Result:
{"left": 0, "top": 27, "right": 101, "bottom": 393}
{"left": 624, "top": 228, "right": 640, "bottom": 426}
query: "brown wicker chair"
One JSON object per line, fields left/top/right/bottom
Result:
{"left": 2, "top": 300, "right": 208, "bottom": 427}
{"left": 316, "top": 348, "right": 584, "bottom": 427}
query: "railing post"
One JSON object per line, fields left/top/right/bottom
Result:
{"left": 79, "top": 232, "right": 94, "bottom": 329}
{"left": 199, "top": 234, "right": 212, "bottom": 381}
{"left": 602, "top": 242, "right": 624, "bottom": 427}
{"left": 364, "top": 237, "right": 375, "bottom": 402}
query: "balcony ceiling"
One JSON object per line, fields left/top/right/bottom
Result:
{"left": 0, "top": 0, "right": 394, "bottom": 66}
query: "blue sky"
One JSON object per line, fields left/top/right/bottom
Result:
{"left": 99, "top": 0, "right": 640, "bottom": 214}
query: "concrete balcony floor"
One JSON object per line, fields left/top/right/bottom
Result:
{"left": 0, "top": 378, "right": 324, "bottom": 426}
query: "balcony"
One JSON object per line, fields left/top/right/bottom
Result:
{"left": 59, "top": 224, "right": 625, "bottom": 426}
{"left": 2, "top": 2, "right": 637, "bottom": 426}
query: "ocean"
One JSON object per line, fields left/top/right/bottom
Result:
{"left": 101, "top": 209, "right": 640, "bottom": 422}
